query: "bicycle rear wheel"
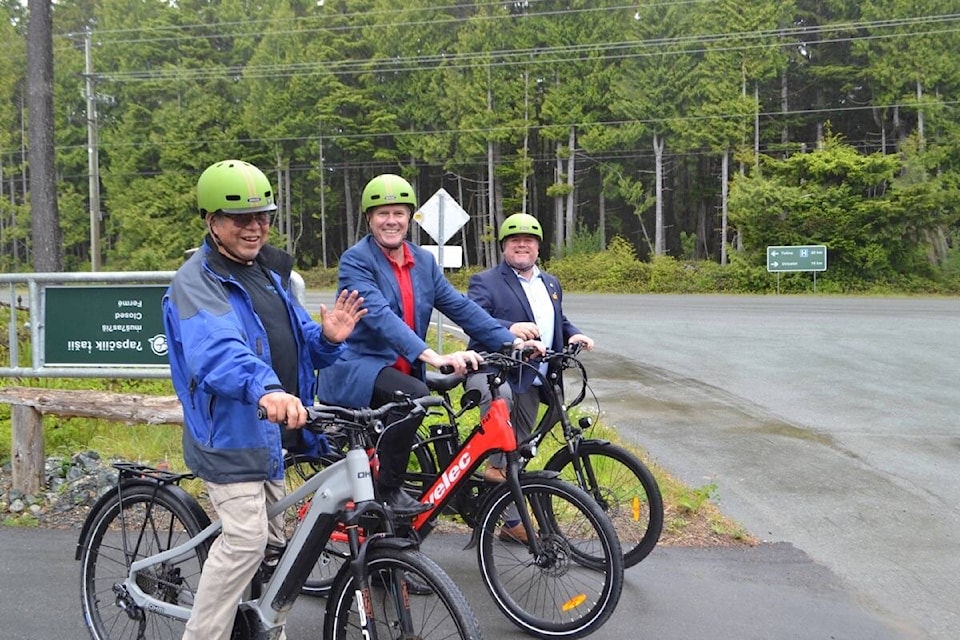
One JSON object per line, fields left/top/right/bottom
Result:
{"left": 545, "top": 441, "right": 664, "bottom": 567}
{"left": 476, "top": 475, "right": 624, "bottom": 639}
{"left": 324, "top": 545, "right": 483, "bottom": 640}
{"left": 78, "top": 483, "right": 209, "bottom": 640}
{"left": 404, "top": 427, "right": 441, "bottom": 499}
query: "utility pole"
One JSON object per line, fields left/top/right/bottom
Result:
{"left": 26, "top": 0, "right": 62, "bottom": 271}
{"left": 84, "top": 26, "right": 101, "bottom": 271}
{"left": 318, "top": 121, "right": 327, "bottom": 268}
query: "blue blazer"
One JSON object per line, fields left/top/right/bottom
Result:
{"left": 467, "top": 261, "right": 582, "bottom": 390}
{"left": 316, "top": 235, "right": 515, "bottom": 408}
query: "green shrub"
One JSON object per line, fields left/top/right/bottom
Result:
{"left": 548, "top": 236, "right": 647, "bottom": 292}
{"left": 297, "top": 235, "right": 960, "bottom": 296}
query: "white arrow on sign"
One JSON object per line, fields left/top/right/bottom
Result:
{"left": 414, "top": 188, "right": 469, "bottom": 246}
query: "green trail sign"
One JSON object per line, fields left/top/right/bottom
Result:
{"left": 43, "top": 285, "right": 169, "bottom": 367}
{"left": 766, "top": 245, "right": 828, "bottom": 272}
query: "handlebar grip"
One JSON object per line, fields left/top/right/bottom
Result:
{"left": 256, "top": 405, "right": 288, "bottom": 427}
{"left": 439, "top": 364, "right": 455, "bottom": 374}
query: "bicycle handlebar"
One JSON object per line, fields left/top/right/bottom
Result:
{"left": 257, "top": 395, "right": 446, "bottom": 435}
{"left": 304, "top": 395, "right": 445, "bottom": 429}
{"left": 474, "top": 342, "right": 584, "bottom": 375}
{"left": 436, "top": 341, "right": 584, "bottom": 376}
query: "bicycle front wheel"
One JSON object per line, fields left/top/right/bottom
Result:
{"left": 324, "top": 545, "right": 483, "bottom": 640}
{"left": 78, "top": 483, "right": 209, "bottom": 640}
{"left": 476, "top": 475, "right": 624, "bottom": 639}
{"left": 545, "top": 441, "right": 664, "bottom": 567}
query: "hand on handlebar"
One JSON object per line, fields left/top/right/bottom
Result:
{"left": 257, "top": 391, "right": 307, "bottom": 428}
{"left": 433, "top": 349, "right": 484, "bottom": 376}
{"left": 568, "top": 334, "right": 595, "bottom": 351}
{"left": 513, "top": 339, "right": 545, "bottom": 361}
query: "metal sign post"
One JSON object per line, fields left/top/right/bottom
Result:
{"left": 414, "top": 189, "right": 470, "bottom": 352}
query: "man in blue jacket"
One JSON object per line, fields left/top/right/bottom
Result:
{"left": 163, "top": 159, "right": 365, "bottom": 640}
{"left": 465, "top": 213, "right": 594, "bottom": 540}
{"left": 316, "top": 173, "right": 524, "bottom": 518}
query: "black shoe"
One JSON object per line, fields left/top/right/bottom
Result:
{"left": 257, "top": 543, "right": 286, "bottom": 581}
{"left": 381, "top": 488, "right": 432, "bottom": 517}
{"left": 371, "top": 570, "right": 434, "bottom": 596}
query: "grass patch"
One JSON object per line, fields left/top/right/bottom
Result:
{"left": 3, "top": 513, "right": 39, "bottom": 527}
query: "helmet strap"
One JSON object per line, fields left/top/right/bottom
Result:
{"left": 208, "top": 216, "right": 255, "bottom": 265}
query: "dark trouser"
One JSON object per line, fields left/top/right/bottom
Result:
{"left": 371, "top": 366, "right": 429, "bottom": 492}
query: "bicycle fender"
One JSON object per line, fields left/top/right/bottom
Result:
{"left": 74, "top": 478, "right": 210, "bottom": 561}
{"left": 462, "top": 470, "right": 561, "bottom": 550}
{"left": 327, "top": 534, "right": 422, "bottom": 593}
{"left": 363, "top": 534, "right": 420, "bottom": 554}
{"left": 577, "top": 437, "right": 612, "bottom": 447}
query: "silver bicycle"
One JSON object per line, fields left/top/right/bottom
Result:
{"left": 75, "top": 396, "right": 483, "bottom": 640}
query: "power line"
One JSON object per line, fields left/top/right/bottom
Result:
{"left": 59, "top": 1, "right": 705, "bottom": 42}
{"left": 86, "top": 13, "right": 960, "bottom": 83}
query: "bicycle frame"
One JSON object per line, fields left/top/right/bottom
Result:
{"left": 120, "top": 444, "right": 381, "bottom": 633}
{"left": 445, "top": 348, "right": 598, "bottom": 483}
{"left": 524, "top": 350, "right": 601, "bottom": 473}
{"left": 402, "top": 366, "right": 555, "bottom": 558}
{"left": 411, "top": 393, "right": 515, "bottom": 529}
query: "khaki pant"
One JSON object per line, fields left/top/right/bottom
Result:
{"left": 182, "top": 479, "right": 286, "bottom": 640}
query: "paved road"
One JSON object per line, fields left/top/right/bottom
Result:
{"left": 558, "top": 294, "right": 959, "bottom": 640}
{"left": 1, "top": 526, "right": 902, "bottom": 640}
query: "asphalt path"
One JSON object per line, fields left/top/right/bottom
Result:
{"left": 3, "top": 293, "right": 952, "bottom": 639}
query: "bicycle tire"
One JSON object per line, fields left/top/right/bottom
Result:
{"left": 545, "top": 441, "right": 664, "bottom": 567}
{"left": 476, "top": 475, "right": 624, "bottom": 639}
{"left": 323, "top": 545, "right": 484, "bottom": 640}
{"left": 404, "top": 427, "right": 441, "bottom": 499}
{"left": 78, "top": 483, "right": 209, "bottom": 640}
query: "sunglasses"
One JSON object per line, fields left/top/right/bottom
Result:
{"left": 221, "top": 212, "right": 271, "bottom": 228}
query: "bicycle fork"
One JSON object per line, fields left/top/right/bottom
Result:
{"left": 342, "top": 511, "right": 418, "bottom": 640}
{"left": 503, "top": 450, "right": 546, "bottom": 558}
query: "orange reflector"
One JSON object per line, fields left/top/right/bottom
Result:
{"left": 632, "top": 496, "right": 641, "bottom": 521}
{"left": 561, "top": 593, "right": 588, "bottom": 612}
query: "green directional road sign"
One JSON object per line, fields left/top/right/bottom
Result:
{"left": 43, "top": 284, "right": 169, "bottom": 367}
{"left": 766, "top": 245, "right": 827, "bottom": 272}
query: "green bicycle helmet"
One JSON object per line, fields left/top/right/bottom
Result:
{"left": 498, "top": 213, "right": 543, "bottom": 242}
{"left": 197, "top": 159, "right": 277, "bottom": 218}
{"left": 361, "top": 174, "right": 417, "bottom": 213}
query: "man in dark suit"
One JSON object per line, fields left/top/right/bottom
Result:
{"left": 466, "top": 213, "right": 594, "bottom": 541}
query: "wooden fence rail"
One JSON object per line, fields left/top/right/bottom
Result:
{"left": 0, "top": 386, "right": 182, "bottom": 493}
